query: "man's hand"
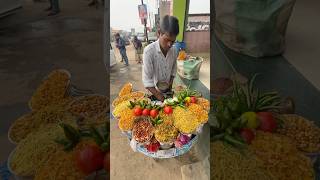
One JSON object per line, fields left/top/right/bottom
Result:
{"left": 146, "top": 87, "right": 165, "bottom": 102}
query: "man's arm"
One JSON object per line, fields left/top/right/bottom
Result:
{"left": 115, "top": 41, "right": 119, "bottom": 49}
{"left": 169, "top": 52, "right": 178, "bottom": 90}
{"left": 142, "top": 49, "right": 165, "bottom": 101}
{"left": 169, "top": 75, "right": 175, "bottom": 90}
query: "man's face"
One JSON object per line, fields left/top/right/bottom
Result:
{"left": 158, "top": 32, "right": 176, "bottom": 52}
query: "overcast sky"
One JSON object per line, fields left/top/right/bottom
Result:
{"left": 110, "top": 0, "right": 210, "bottom": 33}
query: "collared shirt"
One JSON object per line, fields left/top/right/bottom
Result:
{"left": 142, "top": 40, "right": 178, "bottom": 88}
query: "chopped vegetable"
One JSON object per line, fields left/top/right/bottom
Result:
{"left": 132, "top": 117, "right": 154, "bottom": 143}
{"left": 177, "top": 134, "right": 191, "bottom": 145}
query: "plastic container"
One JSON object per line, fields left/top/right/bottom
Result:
{"left": 136, "top": 135, "right": 199, "bottom": 158}
{"left": 159, "top": 141, "right": 174, "bottom": 150}
{"left": 125, "top": 130, "right": 199, "bottom": 158}
{"left": 177, "top": 57, "right": 203, "bottom": 80}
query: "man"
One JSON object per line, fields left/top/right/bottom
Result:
{"left": 45, "top": 0, "right": 60, "bottom": 16}
{"left": 142, "top": 15, "right": 179, "bottom": 101}
{"left": 115, "top": 33, "right": 129, "bottom": 66}
{"left": 132, "top": 36, "right": 143, "bottom": 64}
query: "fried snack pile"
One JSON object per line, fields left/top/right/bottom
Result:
{"left": 9, "top": 124, "right": 67, "bottom": 176}
{"left": 249, "top": 131, "right": 315, "bottom": 180}
{"left": 68, "top": 95, "right": 108, "bottom": 118}
{"left": 211, "top": 141, "right": 273, "bottom": 180}
{"left": 29, "top": 70, "right": 70, "bottom": 111}
{"left": 278, "top": 114, "right": 320, "bottom": 153}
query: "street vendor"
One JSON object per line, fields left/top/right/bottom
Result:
{"left": 142, "top": 15, "right": 179, "bottom": 101}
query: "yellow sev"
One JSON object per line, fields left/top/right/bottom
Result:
{"left": 118, "top": 108, "right": 135, "bottom": 131}
{"left": 249, "top": 131, "right": 315, "bottom": 180}
{"left": 196, "top": 97, "right": 210, "bottom": 112}
{"left": 34, "top": 139, "right": 95, "bottom": 180}
{"left": 155, "top": 120, "right": 179, "bottom": 143}
{"left": 211, "top": 141, "right": 273, "bottom": 180}
{"left": 112, "top": 100, "right": 130, "bottom": 118}
{"left": 9, "top": 124, "right": 66, "bottom": 176}
{"left": 173, "top": 107, "right": 203, "bottom": 134}
{"left": 118, "top": 82, "right": 133, "bottom": 97}
{"left": 187, "top": 103, "right": 208, "bottom": 123}
{"left": 29, "top": 70, "right": 70, "bottom": 111}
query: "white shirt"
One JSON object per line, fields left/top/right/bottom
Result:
{"left": 142, "top": 40, "right": 178, "bottom": 88}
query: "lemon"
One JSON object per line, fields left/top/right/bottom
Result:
{"left": 241, "top": 112, "right": 258, "bottom": 129}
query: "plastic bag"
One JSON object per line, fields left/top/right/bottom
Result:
{"left": 177, "top": 57, "right": 203, "bottom": 80}
{"left": 215, "top": 0, "right": 296, "bottom": 57}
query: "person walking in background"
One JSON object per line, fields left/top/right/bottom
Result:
{"left": 133, "top": 36, "right": 143, "bottom": 64}
{"left": 45, "top": 0, "right": 60, "bottom": 16}
{"left": 115, "top": 33, "right": 129, "bottom": 66}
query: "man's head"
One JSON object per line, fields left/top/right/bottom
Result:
{"left": 115, "top": 33, "right": 120, "bottom": 40}
{"left": 158, "top": 15, "right": 179, "bottom": 52}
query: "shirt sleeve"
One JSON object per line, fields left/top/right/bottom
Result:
{"left": 171, "top": 50, "right": 178, "bottom": 77}
{"left": 142, "top": 49, "right": 155, "bottom": 87}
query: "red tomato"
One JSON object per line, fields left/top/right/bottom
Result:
{"left": 163, "top": 106, "right": 173, "bottom": 114}
{"left": 104, "top": 151, "right": 110, "bottom": 172}
{"left": 190, "top": 96, "right": 197, "bottom": 103}
{"left": 134, "top": 107, "right": 143, "bottom": 116}
{"left": 150, "top": 109, "right": 159, "bottom": 118}
{"left": 257, "top": 112, "right": 277, "bottom": 132}
{"left": 142, "top": 109, "right": 150, "bottom": 116}
{"left": 75, "top": 144, "right": 104, "bottom": 175}
{"left": 240, "top": 128, "right": 255, "bottom": 144}
{"left": 145, "top": 142, "right": 160, "bottom": 152}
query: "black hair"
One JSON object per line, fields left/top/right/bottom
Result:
{"left": 115, "top": 33, "right": 120, "bottom": 37}
{"left": 160, "top": 15, "right": 179, "bottom": 36}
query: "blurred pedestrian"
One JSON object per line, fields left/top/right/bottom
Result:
{"left": 45, "top": 0, "right": 60, "bottom": 16}
{"left": 115, "top": 33, "right": 129, "bottom": 66}
{"left": 133, "top": 36, "right": 143, "bottom": 64}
